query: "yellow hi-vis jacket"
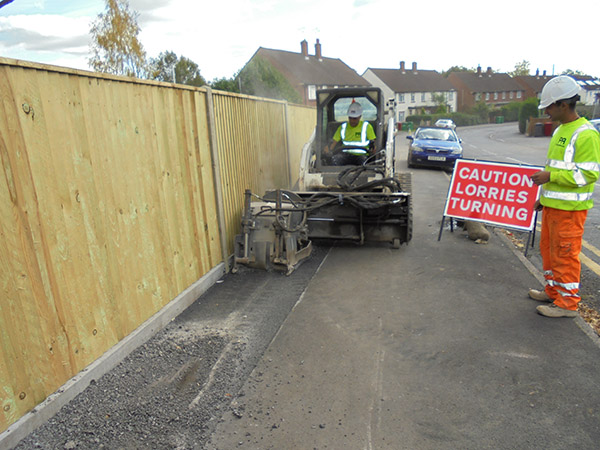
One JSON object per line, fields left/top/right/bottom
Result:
{"left": 540, "top": 118, "right": 600, "bottom": 211}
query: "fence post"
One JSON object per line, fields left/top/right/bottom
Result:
{"left": 283, "top": 102, "right": 292, "bottom": 190}
{"left": 204, "top": 87, "right": 230, "bottom": 271}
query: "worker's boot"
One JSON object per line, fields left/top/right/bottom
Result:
{"left": 536, "top": 303, "right": 578, "bottom": 318}
{"left": 528, "top": 288, "right": 551, "bottom": 302}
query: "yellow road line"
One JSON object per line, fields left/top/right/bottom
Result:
{"left": 580, "top": 252, "right": 600, "bottom": 276}
{"left": 534, "top": 224, "right": 600, "bottom": 276}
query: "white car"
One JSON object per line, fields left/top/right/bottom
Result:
{"left": 435, "top": 119, "right": 456, "bottom": 130}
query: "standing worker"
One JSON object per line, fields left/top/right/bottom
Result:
{"left": 529, "top": 75, "right": 600, "bottom": 317}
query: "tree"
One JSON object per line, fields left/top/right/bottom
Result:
{"left": 470, "top": 101, "right": 491, "bottom": 123}
{"left": 563, "top": 69, "right": 589, "bottom": 77}
{"left": 238, "top": 57, "right": 302, "bottom": 103}
{"left": 89, "top": 0, "right": 146, "bottom": 77}
{"left": 509, "top": 60, "right": 530, "bottom": 77}
{"left": 148, "top": 51, "right": 206, "bottom": 86}
{"left": 442, "top": 66, "right": 475, "bottom": 77}
{"left": 210, "top": 76, "right": 240, "bottom": 93}
{"left": 431, "top": 93, "right": 448, "bottom": 113}
{"left": 519, "top": 97, "right": 540, "bottom": 134}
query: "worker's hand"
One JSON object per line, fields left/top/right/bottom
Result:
{"left": 533, "top": 199, "right": 543, "bottom": 211}
{"left": 530, "top": 170, "right": 550, "bottom": 186}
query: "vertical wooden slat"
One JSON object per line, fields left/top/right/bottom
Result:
{"left": 0, "top": 58, "right": 314, "bottom": 434}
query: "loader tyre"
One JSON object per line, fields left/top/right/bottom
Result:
{"left": 395, "top": 172, "right": 413, "bottom": 243}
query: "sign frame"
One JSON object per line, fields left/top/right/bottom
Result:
{"left": 439, "top": 159, "right": 543, "bottom": 249}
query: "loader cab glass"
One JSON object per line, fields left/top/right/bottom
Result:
{"left": 319, "top": 92, "right": 382, "bottom": 167}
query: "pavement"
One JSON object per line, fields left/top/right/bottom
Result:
{"left": 9, "top": 157, "right": 600, "bottom": 449}
{"left": 206, "top": 168, "right": 600, "bottom": 449}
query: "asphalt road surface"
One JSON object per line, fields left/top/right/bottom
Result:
{"left": 11, "top": 123, "right": 600, "bottom": 450}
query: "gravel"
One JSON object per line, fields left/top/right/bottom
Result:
{"left": 14, "top": 245, "right": 330, "bottom": 450}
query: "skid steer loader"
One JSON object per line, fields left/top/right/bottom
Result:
{"left": 233, "top": 87, "right": 412, "bottom": 274}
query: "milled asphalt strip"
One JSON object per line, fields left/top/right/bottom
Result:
{"left": 0, "top": 263, "right": 227, "bottom": 450}
{"left": 494, "top": 229, "right": 600, "bottom": 349}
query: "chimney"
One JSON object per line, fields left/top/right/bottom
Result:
{"left": 486, "top": 66, "right": 492, "bottom": 77}
{"left": 301, "top": 40, "right": 308, "bottom": 58}
{"left": 477, "top": 65, "right": 482, "bottom": 76}
{"left": 315, "top": 39, "right": 322, "bottom": 61}
{"left": 412, "top": 62, "right": 417, "bottom": 73}
{"left": 400, "top": 61, "right": 405, "bottom": 73}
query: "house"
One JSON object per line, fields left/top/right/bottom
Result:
{"left": 362, "top": 61, "right": 457, "bottom": 123}
{"left": 570, "top": 74, "right": 600, "bottom": 107}
{"left": 513, "top": 69, "right": 554, "bottom": 102}
{"left": 448, "top": 66, "right": 525, "bottom": 112}
{"left": 241, "top": 40, "right": 369, "bottom": 106}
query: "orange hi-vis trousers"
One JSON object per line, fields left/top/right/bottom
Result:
{"left": 540, "top": 207, "right": 588, "bottom": 311}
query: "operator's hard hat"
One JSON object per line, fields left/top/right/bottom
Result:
{"left": 538, "top": 75, "right": 581, "bottom": 109}
{"left": 347, "top": 102, "right": 363, "bottom": 118}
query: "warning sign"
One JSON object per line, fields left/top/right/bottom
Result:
{"left": 444, "top": 159, "right": 543, "bottom": 231}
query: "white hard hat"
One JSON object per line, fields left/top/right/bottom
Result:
{"left": 538, "top": 75, "right": 581, "bottom": 109}
{"left": 347, "top": 102, "right": 363, "bottom": 118}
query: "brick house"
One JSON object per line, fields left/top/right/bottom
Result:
{"left": 448, "top": 66, "right": 525, "bottom": 112}
{"left": 242, "top": 40, "right": 369, "bottom": 106}
{"left": 363, "top": 61, "right": 457, "bottom": 123}
{"left": 513, "top": 69, "right": 554, "bottom": 102}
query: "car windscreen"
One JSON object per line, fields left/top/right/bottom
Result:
{"left": 416, "top": 128, "right": 457, "bottom": 141}
{"left": 333, "top": 97, "right": 377, "bottom": 121}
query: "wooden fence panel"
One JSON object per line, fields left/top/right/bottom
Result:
{"left": 0, "top": 58, "right": 315, "bottom": 434}
{"left": 0, "top": 60, "right": 221, "bottom": 431}
{"left": 212, "top": 93, "right": 290, "bottom": 251}
{"left": 286, "top": 104, "right": 316, "bottom": 188}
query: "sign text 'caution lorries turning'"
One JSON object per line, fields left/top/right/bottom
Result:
{"left": 444, "top": 159, "right": 543, "bottom": 231}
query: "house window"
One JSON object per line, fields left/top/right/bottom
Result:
{"left": 494, "top": 92, "right": 498, "bottom": 100}
{"left": 502, "top": 92, "right": 506, "bottom": 100}
{"left": 448, "top": 91, "right": 454, "bottom": 101}
{"left": 307, "top": 85, "right": 316, "bottom": 100}
{"left": 398, "top": 93, "right": 405, "bottom": 103}
{"left": 517, "top": 91, "right": 522, "bottom": 99}
{"left": 510, "top": 91, "right": 514, "bottom": 99}
{"left": 485, "top": 93, "right": 490, "bottom": 101}
{"left": 421, "top": 93, "right": 426, "bottom": 102}
{"left": 411, "top": 93, "right": 415, "bottom": 103}
{"left": 475, "top": 93, "right": 481, "bottom": 101}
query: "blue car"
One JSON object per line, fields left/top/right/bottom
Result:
{"left": 407, "top": 126, "right": 463, "bottom": 170}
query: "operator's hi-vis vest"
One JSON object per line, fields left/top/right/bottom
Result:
{"left": 540, "top": 118, "right": 600, "bottom": 211}
{"left": 341, "top": 121, "right": 370, "bottom": 147}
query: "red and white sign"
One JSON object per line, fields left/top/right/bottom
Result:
{"left": 444, "top": 159, "right": 543, "bottom": 231}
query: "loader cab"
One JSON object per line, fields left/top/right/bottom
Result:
{"left": 316, "top": 88, "right": 385, "bottom": 170}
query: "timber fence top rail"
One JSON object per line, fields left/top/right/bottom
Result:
{"left": 0, "top": 56, "right": 315, "bottom": 109}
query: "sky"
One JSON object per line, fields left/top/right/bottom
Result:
{"left": 1, "top": 0, "right": 599, "bottom": 82}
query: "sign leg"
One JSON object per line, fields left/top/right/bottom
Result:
{"left": 438, "top": 216, "right": 446, "bottom": 241}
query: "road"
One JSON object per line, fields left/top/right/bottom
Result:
{"left": 10, "top": 123, "right": 600, "bottom": 450}
{"left": 449, "top": 123, "right": 600, "bottom": 315}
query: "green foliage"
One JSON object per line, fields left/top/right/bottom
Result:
{"left": 470, "top": 101, "right": 491, "bottom": 123}
{"left": 431, "top": 93, "right": 448, "bottom": 113}
{"left": 89, "top": 0, "right": 146, "bottom": 77}
{"left": 509, "top": 60, "right": 530, "bottom": 77}
{"left": 441, "top": 66, "right": 475, "bottom": 77}
{"left": 238, "top": 57, "right": 302, "bottom": 103}
{"left": 518, "top": 97, "right": 540, "bottom": 134}
{"left": 562, "top": 69, "right": 590, "bottom": 77}
{"left": 210, "top": 77, "right": 240, "bottom": 93}
{"left": 148, "top": 51, "right": 206, "bottom": 86}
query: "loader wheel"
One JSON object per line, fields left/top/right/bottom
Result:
{"left": 395, "top": 172, "right": 413, "bottom": 243}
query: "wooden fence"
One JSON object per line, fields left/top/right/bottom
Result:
{"left": 0, "top": 57, "right": 315, "bottom": 433}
